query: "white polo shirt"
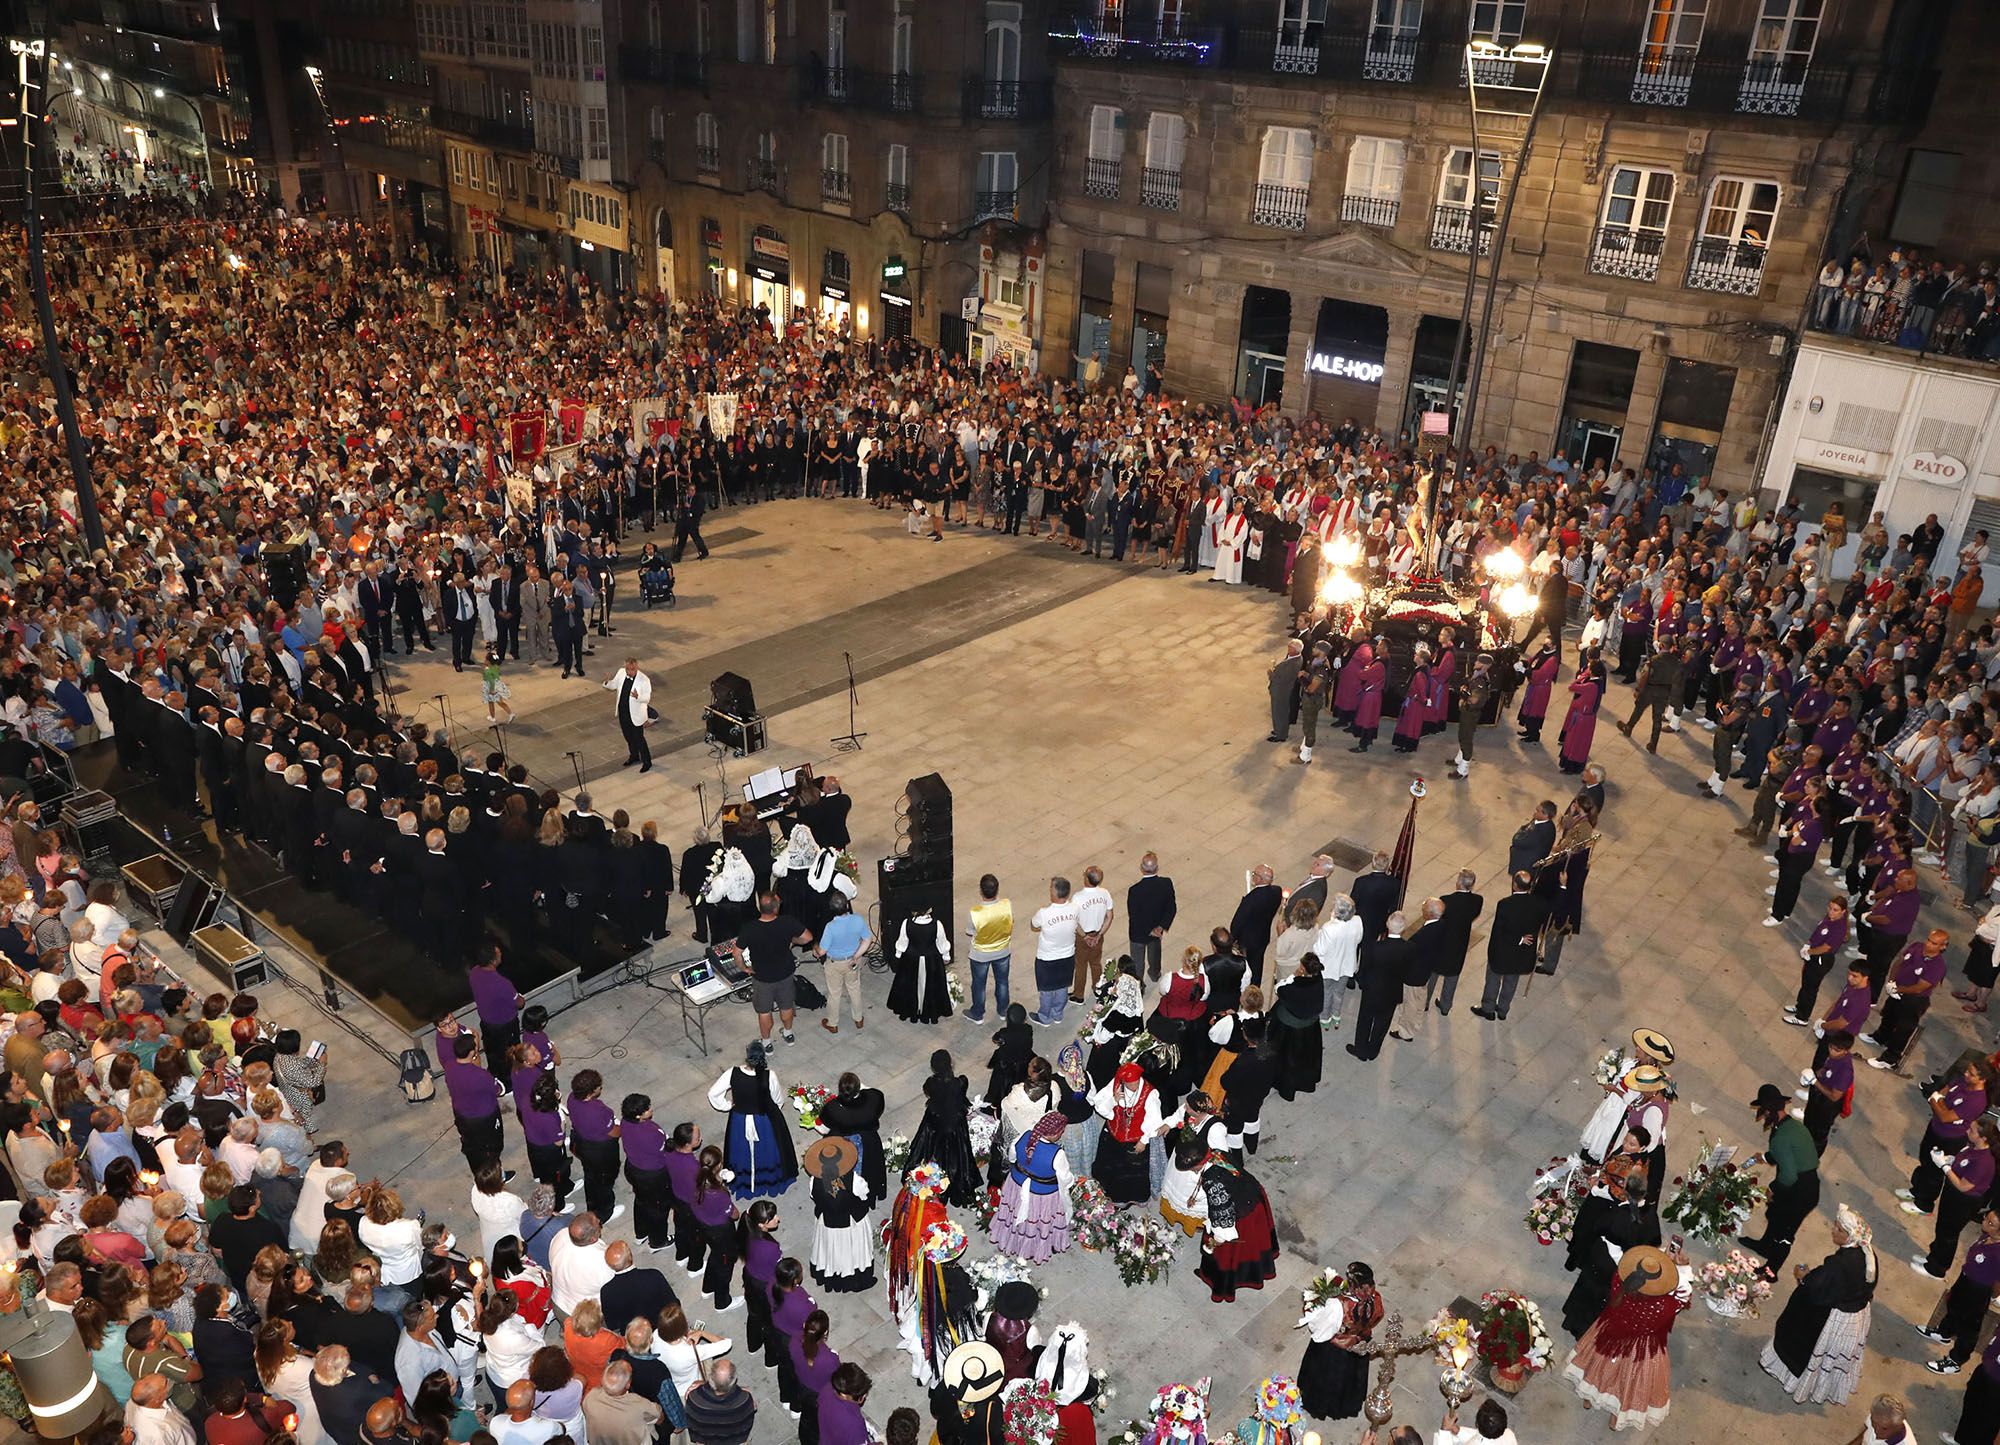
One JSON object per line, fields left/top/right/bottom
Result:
{"left": 1031, "top": 901, "right": 1079, "bottom": 960}
{"left": 1074, "top": 886, "right": 1113, "bottom": 936}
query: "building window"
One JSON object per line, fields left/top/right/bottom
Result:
{"left": 1252, "top": 126, "right": 1311, "bottom": 229}
{"left": 484, "top": 154, "right": 499, "bottom": 194}
{"left": 886, "top": 142, "right": 910, "bottom": 211}
{"left": 1432, "top": 147, "right": 1498, "bottom": 253}
{"left": 451, "top": 147, "right": 465, "bottom": 187}
{"left": 1590, "top": 165, "right": 1674, "bottom": 281}
{"left": 1743, "top": 0, "right": 1820, "bottom": 112}
{"left": 822, "top": 132, "right": 851, "bottom": 202}
{"left": 975, "top": 151, "right": 1018, "bottom": 220}
{"left": 647, "top": 0, "right": 663, "bottom": 47}
{"left": 1342, "top": 137, "right": 1404, "bottom": 227}
{"left": 1085, "top": 104, "right": 1121, "bottom": 199}
{"left": 1142, "top": 112, "right": 1184, "bottom": 210}
{"left": 1468, "top": 0, "right": 1524, "bottom": 44}
{"left": 1274, "top": 0, "right": 1327, "bottom": 73}
{"left": 696, "top": 113, "right": 721, "bottom": 175}
{"left": 1365, "top": 0, "right": 1422, "bottom": 79}
{"left": 648, "top": 107, "right": 665, "bottom": 141}
{"left": 1687, "top": 176, "right": 1777, "bottom": 293}
{"left": 752, "top": 129, "right": 780, "bottom": 192}
{"left": 587, "top": 107, "right": 608, "bottom": 162}
{"left": 1633, "top": 0, "right": 1704, "bottom": 103}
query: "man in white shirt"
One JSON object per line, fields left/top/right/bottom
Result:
{"left": 1434, "top": 1398, "right": 1518, "bottom": 1445}
{"left": 292, "top": 1144, "right": 353, "bottom": 1252}
{"left": 217, "top": 1116, "right": 262, "bottom": 1185}
{"left": 549, "top": 1212, "right": 616, "bottom": 1316}
{"left": 492, "top": 1380, "right": 565, "bottom": 1445}
{"left": 125, "top": 1375, "right": 197, "bottom": 1445}
{"left": 1029, "top": 877, "right": 1080, "bottom": 1027}
{"left": 1069, "top": 866, "right": 1115, "bottom": 1004}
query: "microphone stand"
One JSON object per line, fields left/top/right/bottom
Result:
{"left": 831, "top": 650, "right": 866, "bottom": 751}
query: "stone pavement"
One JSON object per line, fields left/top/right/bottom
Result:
{"left": 180, "top": 502, "right": 1984, "bottom": 1444}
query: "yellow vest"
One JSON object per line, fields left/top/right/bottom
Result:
{"left": 968, "top": 898, "right": 1013, "bottom": 954}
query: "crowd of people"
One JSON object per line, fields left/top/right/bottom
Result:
{"left": 0, "top": 174, "right": 1993, "bottom": 1445}
{"left": 1810, "top": 241, "right": 2000, "bottom": 361}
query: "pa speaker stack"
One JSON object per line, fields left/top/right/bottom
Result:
{"left": 703, "top": 671, "right": 767, "bottom": 755}
{"left": 880, "top": 773, "right": 953, "bottom": 950}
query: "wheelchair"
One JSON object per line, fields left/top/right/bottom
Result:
{"left": 639, "top": 561, "right": 677, "bottom": 608}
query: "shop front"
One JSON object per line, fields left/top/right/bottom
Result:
{"left": 1075, "top": 249, "right": 1115, "bottom": 381}
{"left": 565, "top": 182, "right": 630, "bottom": 293}
{"left": 1403, "top": 315, "right": 1469, "bottom": 443}
{"left": 1648, "top": 358, "right": 1737, "bottom": 489}
{"left": 1303, "top": 298, "right": 1390, "bottom": 427}
{"left": 1558, "top": 341, "right": 1642, "bottom": 470}
{"left": 748, "top": 229, "right": 791, "bottom": 322}
{"left": 1235, "top": 285, "right": 1292, "bottom": 407}
{"left": 819, "top": 249, "right": 853, "bottom": 332}
{"left": 701, "top": 216, "right": 724, "bottom": 299}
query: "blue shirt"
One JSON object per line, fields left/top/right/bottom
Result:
{"left": 85, "top": 1127, "right": 141, "bottom": 1180}
{"left": 819, "top": 914, "right": 868, "bottom": 961}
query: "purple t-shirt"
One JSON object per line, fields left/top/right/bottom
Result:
{"left": 690, "top": 1182, "right": 735, "bottom": 1226}
{"left": 1817, "top": 1052, "right": 1854, "bottom": 1097}
{"left": 1964, "top": 1239, "right": 2000, "bottom": 1288}
{"left": 744, "top": 1233, "right": 781, "bottom": 1288}
{"left": 1808, "top": 914, "right": 1851, "bottom": 953}
{"left": 1891, "top": 945, "right": 1947, "bottom": 993}
{"left": 1784, "top": 814, "right": 1824, "bottom": 856}
{"left": 514, "top": 1067, "right": 563, "bottom": 1147}
{"left": 1938, "top": 1080, "right": 1988, "bottom": 1141}
{"left": 1953, "top": 1143, "right": 1997, "bottom": 1200}
{"left": 568, "top": 1094, "right": 616, "bottom": 1142}
{"left": 442, "top": 1054, "right": 501, "bottom": 1120}
{"left": 622, "top": 1118, "right": 669, "bottom": 1171}
{"left": 664, "top": 1148, "right": 700, "bottom": 1203}
{"left": 772, "top": 1285, "right": 817, "bottom": 1336}
{"left": 1825, "top": 984, "right": 1873, "bottom": 1034}
{"left": 1870, "top": 888, "right": 1922, "bottom": 938}
{"left": 467, "top": 966, "right": 521, "bottom": 1027}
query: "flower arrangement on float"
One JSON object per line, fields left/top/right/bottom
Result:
{"left": 1661, "top": 1141, "right": 1768, "bottom": 1247}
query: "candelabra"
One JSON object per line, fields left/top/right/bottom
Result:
{"left": 1351, "top": 1313, "right": 1478, "bottom": 1427}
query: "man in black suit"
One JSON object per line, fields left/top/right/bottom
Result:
{"left": 358, "top": 562, "right": 395, "bottom": 657}
{"left": 445, "top": 574, "right": 479, "bottom": 672}
{"left": 310, "top": 1344, "right": 394, "bottom": 1445}
{"left": 599, "top": 1240, "right": 675, "bottom": 1332}
{"left": 1350, "top": 852, "right": 1400, "bottom": 944}
{"left": 1347, "top": 910, "right": 1411, "bottom": 1061}
{"left": 415, "top": 828, "right": 466, "bottom": 961}
{"left": 1507, "top": 801, "right": 1558, "bottom": 876}
{"left": 494, "top": 563, "right": 523, "bottom": 660}
{"left": 394, "top": 567, "right": 434, "bottom": 653}
{"left": 552, "top": 578, "right": 586, "bottom": 679}
{"left": 673, "top": 482, "right": 709, "bottom": 562}
{"left": 1472, "top": 871, "right": 1552, "bottom": 1021}
{"left": 791, "top": 777, "right": 853, "bottom": 849}
{"left": 1426, "top": 869, "right": 1485, "bottom": 1015}
{"left": 1228, "top": 864, "right": 1284, "bottom": 988}
{"left": 1126, "top": 851, "right": 1178, "bottom": 980}
{"left": 194, "top": 706, "right": 236, "bottom": 831}
{"left": 1290, "top": 855, "right": 1336, "bottom": 919}
{"left": 154, "top": 690, "right": 200, "bottom": 813}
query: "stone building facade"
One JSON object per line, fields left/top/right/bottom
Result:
{"left": 617, "top": 0, "right": 1054, "bottom": 350}
{"left": 1040, "top": 0, "right": 1941, "bottom": 496}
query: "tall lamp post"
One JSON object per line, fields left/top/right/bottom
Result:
{"left": 11, "top": 37, "right": 106, "bottom": 554}
{"left": 1432, "top": 40, "right": 1552, "bottom": 544}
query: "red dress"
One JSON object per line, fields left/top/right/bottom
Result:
{"left": 1565, "top": 1275, "right": 1688, "bottom": 1429}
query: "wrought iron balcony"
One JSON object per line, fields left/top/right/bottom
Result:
{"left": 1429, "top": 204, "right": 1489, "bottom": 256}
{"left": 822, "top": 169, "right": 851, "bottom": 203}
{"left": 885, "top": 180, "right": 909, "bottom": 213}
{"left": 963, "top": 77, "right": 1053, "bottom": 123}
{"left": 1251, "top": 181, "right": 1308, "bottom": 230}
{"left": 617, "top": 44, "right": 707, "bottom": 90}
{"left": 749, "top": 160, "right": 782, "bottom": 196}
{"left": 1588, "top": 225, "right": 1665, "bottom": 282}
{"left": 1684, "top": 236, "right": 1768, "bottom": 296}
{"left": 1341, "top": 193, "right": 1399, "bottom": 228}
{"left": 1140, "top": 166, "right": 1181, "bottom": 211}
{"left": 431, "top": 108, "right": 533, "bottom": 151}
{"left": 1082, "top": 156, "right": 1120, "bottom": 199}
{"left": 797, "top": 66, "right": 922, "bottom": 112}
{"left": 974, "top": 188, "right": 1017, "bottom": 221}
{"left": 696, "top": 144, "right": 720, "bottom": 176}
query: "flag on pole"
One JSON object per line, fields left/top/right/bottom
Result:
{"left": 1389, "top": 778, "right": 1425, "bottom": 909}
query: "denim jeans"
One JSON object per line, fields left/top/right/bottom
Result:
{"left": 1035, "top": 987, "right": 1069, "bottom": 1024}
{"left": 967, "top": 951, "right": 1011, "bottom": 1021}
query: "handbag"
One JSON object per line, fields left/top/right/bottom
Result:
{"left": 793, "top": 972, "right": 827, "bottom": 1010}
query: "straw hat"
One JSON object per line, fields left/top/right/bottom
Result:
{"left": 1622, "top": 1064, "right": 1670, "bottom": 1094}
{"left": 1631, "top": 1027, "right": 1675, "bottom": 1063}
{"left": 942, "top": 1342, "right": 1006, "bottom": 1404}
{"left": 1618, "top": 1244, "right": 1679, "bottom": 1297}
{"left": 801, "top": 1135, "right": 858, "bottom": 1181}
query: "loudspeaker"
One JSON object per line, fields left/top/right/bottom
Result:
{"left": 876, "top": 857, "right": 952, "bottom": 956}
{"left": 163, "top": 876, "right": 217, "bottom": 943}
{"left": 710, "top": 672, "right": 757, "bottom": 716}
{"left": 896, "top": 773, "right": 953, "bottom": 864}
{"left": 265, "top": 543, "right": 308, "bottom": 609}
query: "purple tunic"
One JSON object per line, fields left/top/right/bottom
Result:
{"left": 1426, "top": 648, "right": 1456, "bottom": 725}
{"left": 622, "top": 1119, "right": 670, "bottom": 1171}
{"left": 1351, "top": 660, "right": 1387, "bottom": 731}
{"left": 1333, "top": 643, "right": 1373, "bottom": 713}
{"left": 568, "top": 1094, "right": 616, "bottom": 1141}
{"left": 467, "top": 966, "right": 521, "bottom": 1027}
{"left": 1393, "top": 668, "right": 1431, "bottom": 741}
{"left": 1519, "top": 650, "right": 1559, "bottom": 721}
{"left": 1558, "top": 676, "right": 1600, "bottom": 765}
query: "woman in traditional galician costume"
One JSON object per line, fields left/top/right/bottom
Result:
{"left": 1296, "top": 1261, "right": 1383, "bottom": 1423}
{"left": 1565, "top": 1243, "right": 1693, "bottom": 1431}
{"left": 1159, "top": 1091, "right": 1227, "bottom": 1236}
{"left": 990, "top": 1111, "right": 1072, "bottom": 1264}
{"left": 803, "top": 1136, "right": 876, "bottom": 1295}
{"left": 1195, "top": 1151, "right": 1279, "bottom": 1303}
{"left": 1091, "top": 1062, "right": 1161, "bottom": 1206}
{"left": 885, "top": 1163, "right": 950, "bottom": 1323}
{"left": 901, "top": 1219, "right": 979, "bottom": 1388}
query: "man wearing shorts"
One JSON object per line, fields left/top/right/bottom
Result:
{"left": 733, "top": 892, "right": 813, "bottom": 1046}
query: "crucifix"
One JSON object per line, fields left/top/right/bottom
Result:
{"left": 1350, "top": 1313, "right": 1479, "bottom": 1428}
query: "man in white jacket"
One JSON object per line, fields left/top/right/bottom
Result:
{"left": 605, "top": 657, "right": 654, "bottom": 772}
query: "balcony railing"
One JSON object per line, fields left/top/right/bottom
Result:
{"left": 647, "top": 138, "right": 668, "bottom": 166}
{"left": 1588, "top": 225, "right": 1666, "bottom": 282}
{"left": 749, "top": 160, "right": 782, "bottom": 196}
{"left": 1251, "top": 181, "right": 1308, "bottom": 230}
{"left": 1685, "top": 236, "right": 1768, "bottom": 296}
{"left": 1083, "top": 156, "right": 1120, "bottom": 199}
{"left": 431, "top": 108, "right": 533, "bottom": 151}
{"left": 1429, "top": 204, "right": 1489, "bottom": 256}
{"left": 974, "top": 188, "right": 1017, "bottom": 221}
{"left": 1140, "top": 165, "right": 1181, "bottom": 210}
{"left": 1272, "top": 29, "right": 1324, "bottom": 74}
{"left": 617, "top": 43, "right": 708, "bottom": 90}
{"left": 822, "top": 169, "right": 851, "bottom": 203}
{"left": 1627, "top": 51, "right": 1696, "bottom": 105}
{"left": 1341, "top": 193, "right": 1399, "bottom": 228}
{"left": 963, "top": 76, "right": 1054, "bottom": 123}
{"left": 696, "top": 144, "right": 720, "bottom": 176}
{"left": 798, "top": 66, "right": 923, "bottom": 112}
{"left": 886, "top": 180, "right": 909, "bottom": 213}
{"left": 1573, "top": 50, "right": 1849, "bottom": 121}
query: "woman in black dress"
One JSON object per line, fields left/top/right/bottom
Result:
{"left": 817, "top": 1072, "right": 887, "bottom": 1203}
{"left": 1062, "top": 472, "right": 1089, "bottom": 551}
{"left": 907, "top": 1050, "right": 978, "bottom": 1207}
{"left": 1131, "top": 483, "right": 1157, "bottom": 557}
{"left": 1298, "top": 1262, "right": 1383, "bottom": 1422}
{"left": 1759, "top": 1203, "right": 1876, "bottom": 1404}
{"left": 1270, "top": 954, "right": 1325, "bottom": 1102}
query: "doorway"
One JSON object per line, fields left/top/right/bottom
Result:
{"left": 1235, "top": 284, "right": 1292, "bottom": 406}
